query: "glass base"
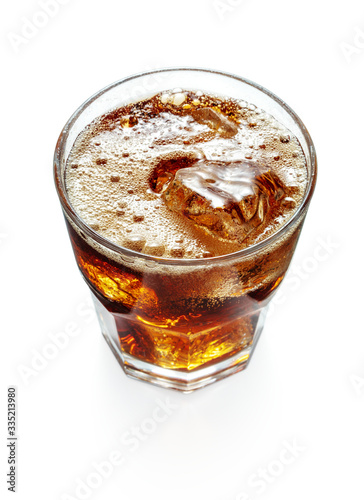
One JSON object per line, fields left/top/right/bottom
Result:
{"left": 93, "top": 295, "right": 266, "bottom": 393}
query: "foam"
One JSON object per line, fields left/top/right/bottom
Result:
{"left": 65, "top": 90, "right": 307, "bottom": 259}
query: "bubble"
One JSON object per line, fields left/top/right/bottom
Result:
{"left": 143, "top": 241, "right": 165, "bottom": 256}
{"left": 170, "top": 246, "right": 185, "bottom": 258}
{"left": 110, "top": 175, "right": 120, "bottom": 182}
{"left": 160, "top": 93, "right": 170, "bottom": 104}
{"left": 71, "top": 163, "right": 78, "bottom": 169}
{"left": 172, "top": 93, "right": 186, "bottom": 106}
{"left": 96, "top": 158, "right": 107, "bottom": 165}
{"left": 133, "top": 214, "right": 145, "bottom": 222}
{"left": 124, "top": 235, "right": 145, "bottom": 252}
{"left": 280, "top": 134, "right": 291, "bottom": 143}
{"left": 89, "top": 221, "right": 100, "bottom": 231}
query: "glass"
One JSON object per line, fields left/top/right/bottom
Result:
{"left": 54, "top": 68, "right": 317, "bottom": 392}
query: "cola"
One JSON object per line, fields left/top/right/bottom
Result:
{"left": 65, "top": 216, "right": 301, "bottom": 372}
{"left": 55, "top": 70, "right": 316, "bottom": 391}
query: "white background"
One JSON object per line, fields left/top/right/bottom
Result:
{"left": 1, "top": 0, "right": 364, "bottom": 499}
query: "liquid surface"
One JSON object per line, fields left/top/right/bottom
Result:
{"left": 65, "top": 90, "right": 307, "bottom": 258}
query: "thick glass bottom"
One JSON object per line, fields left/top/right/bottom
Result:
{"left": 93, "top": 294, "right": 266, "bottom": 393}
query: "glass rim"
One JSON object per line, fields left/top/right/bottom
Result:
{"left": 54, "top": 67, "right": 317, "bottom": 266}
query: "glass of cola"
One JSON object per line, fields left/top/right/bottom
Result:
{"left": 54, "top": 68, "right": 317, "bottom": 392}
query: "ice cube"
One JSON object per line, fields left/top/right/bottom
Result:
{"left": 163, "top": 160, "right": 285, "bottom": 243}
{"left": 191, "top": 108, "right": 238, "bottom": 138}
{"left": 149, "top": 155, "right": 200, "bottom": 194}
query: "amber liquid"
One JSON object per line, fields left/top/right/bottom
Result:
{"left": 67, "top": 220, "right": 300, "bottom": 371}
{"left": 64, "top": 90, "right": 306, "bottom": 371}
